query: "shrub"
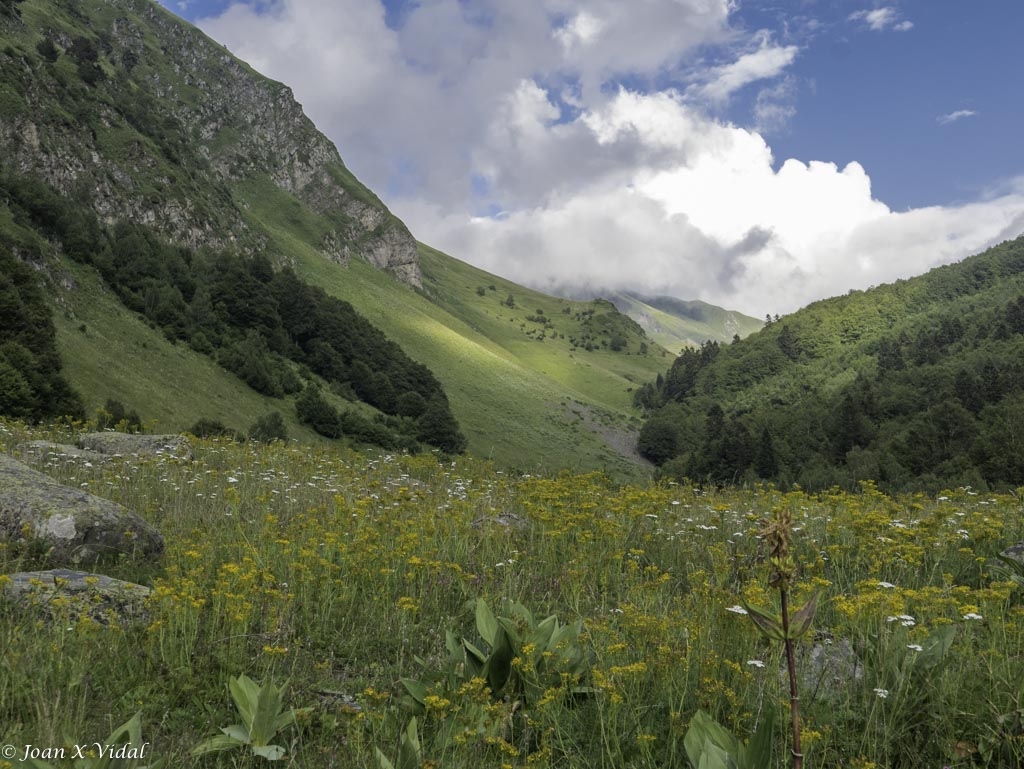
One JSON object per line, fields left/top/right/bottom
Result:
{"left": 248, "top": 411, "right": 288, "bottom": 443}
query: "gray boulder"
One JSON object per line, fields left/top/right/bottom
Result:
{"left": 75, "top": 432, "right": 194, "bottom": 459}
{"left": 1000, "top": 542, "right": 1024, "bottom": 565}
{"left": 16, "top": 440, "right": 110, "bottom": 463}
{"left": 3, "top": 569, "right": 151, "bottom": 625}
{"left": 781, "top": 635, "right": 863, "bottom": 704}
{"left": 0, "top": 454, "right": 164, "bottom": 564}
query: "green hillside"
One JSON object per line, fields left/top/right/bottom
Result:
{"left": 0, "top": 0, "right": 675, "bottom": 479}
{"left": 232, "top": 176, "right": 671, "bottom": 476}
{"left": 637, "top": 235, "right": 1024, "bottom": 492}
{"left": 608, "top": 291, "right": 764, "bottom": 351}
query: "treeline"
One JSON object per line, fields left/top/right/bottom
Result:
{"left": 636, "top": 237, "right": 1024, "bottom": 493}
{"left": 0, "top": 172, "right": 465, "bottom": 453}
{"left": 0, "top": 243, "right": 83, "bottom": 420}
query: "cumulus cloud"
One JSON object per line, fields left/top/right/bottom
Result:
{"left": 413, "top": 89, "right": 1024, "bottom": 315}
{"left": 937, "top": 109, "right": 978, "bottom": 125}
{"left": 848, "top": 7, "right": 913, "bottom": 32}
{"left": 192, "top": 1, "right": 1023, "bottom": 318}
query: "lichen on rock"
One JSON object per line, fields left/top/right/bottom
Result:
{"left": 0, "top": 454, "right": 164, "bottom": 565}
{"left": 2, "top": 569, "right": 152, "bottom": 625}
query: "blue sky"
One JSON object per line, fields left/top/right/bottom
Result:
{"left": 159, "top": 0, "right": 1024, "bottom": 315}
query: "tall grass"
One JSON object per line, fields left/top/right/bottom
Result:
{"left": 1, "top": 419, "right": 1022, "bottom": 767}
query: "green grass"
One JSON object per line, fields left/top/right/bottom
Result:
{"left": 1, "top": 424, "right": 1022, "bottom": 768}
{"left": 51, "top": 259, "right": 323, "bottom": 443}
{"left": 234, "top": 179, "right": 671, "bottom": 481}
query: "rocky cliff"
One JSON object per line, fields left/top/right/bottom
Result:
{"left": 0, "top": 0, "right": 421, "bottom": 285}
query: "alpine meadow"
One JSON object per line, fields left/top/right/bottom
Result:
{"left": 1, "top": 1, "right": 1024, "bottom": 768}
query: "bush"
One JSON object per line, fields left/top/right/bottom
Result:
{"left": 188, "top": 418, "right": 238, "bottom": 440}
{"left": 97, "top": 398, "right": 141, "bottom": 432}
{"left": 248, "top": 411, "right": 288, "bottom": 443}
{"left": 295, "top": 385, "right": 341, "bottom": 439}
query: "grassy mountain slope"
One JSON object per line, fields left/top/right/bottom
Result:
{"left": 638, "top": 235, "right": 1024, "bottom": 492}
{"left": 607, "top": 291, "right": 763, "bottom": 351}
{"left": 50, "top": 258, "right": 328, "bottom": 442}
{"left": 0, "top": 0, "right": 675, "bottom": 478}
{"left": 234, "top": 178, "right": 671, "bottom": 477}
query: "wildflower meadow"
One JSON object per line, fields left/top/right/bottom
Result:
{"left": 1, "top": 418, "right": 1022, "bottom": 768}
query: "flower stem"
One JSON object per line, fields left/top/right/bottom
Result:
{"left": 780, "top": 586, "right": 803, "bottom": 769}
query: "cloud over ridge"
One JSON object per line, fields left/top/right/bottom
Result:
{"left": 196, "top": 0, "right": 1024, "bottom": 316}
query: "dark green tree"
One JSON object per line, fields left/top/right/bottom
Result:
{"left": 637, "top": 417, "right": 679, "bottom": 465}
{"left": 295, "top": 385, "right": 341, "bottom": 439}
{"left": 416, "top": 395, "right": 466, "bottom": 453}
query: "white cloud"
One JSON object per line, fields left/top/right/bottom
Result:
{"left": 688, "top": 32, "right": 799, "bottom": 104}
{"left": 192, "top": 1, "right": 1024, "bottom": 319}
{"left": 937, "top": 109, "right": 978, "bottom": 125}
{"left": 554, "top": 10, "right": 605, "bottom": 52}
{"left": 753, "top": 76, "right": 798, "bottom": 133}
{"left": 848, "top": 7, "right": 913, "bottom": 32}
{"left": 411, "top": 89, "right": 1024, "bottom": 316}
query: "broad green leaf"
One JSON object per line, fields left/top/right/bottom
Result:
{"left": 476, "top": 598, "right": 500, "bottom": 646}
{"left": 787, "top": 591, "right": 821, "bottom": 640}
{"left": 684, "top": 710, "right": 740, "bottom": 766}
{"left": 373, "top": 747, "right": 396, "bottom": 769}
{"left": 228, "top": 674, "right": 261, "bottom": 732}
{"left": 191, "top": 733, "right": 247, "bottom": 756}
{"left": 497, "top": 616, "right": 522, "bottom": 650}
{"left": 741, "top": 602, "right": 786, "bottom": 642}
{"left": 221, "top": 724, "right": 251, "bottom": 743}
{"left": 698, "top": 743, "right": 738, "bottom": 769}
{"left": 274, "top": 706, "right": 311, "bottom": 734}
{"left": 548, "top": 622, "right": 574, "bottom": 651}
{"left": 111, "top": 711, "right": 143, "bottom": 747}
{"left": 484, "top": 626, "right": 515, "bottom": 694}
{"left": 400, "top": 677, "right": 428, "bottom": 705}
{"left": 510, "top": 601, "right": 534, "bottom": 626}
{"left": 463, "top": 638, "right": 487, "bottom": 665}
{"left": 398, "top": 717, "right": 422, "bottom": 769}
{"left": 250, "top": 744, "right": 287, "bottom": 761}
{"left": 533, "top": 614, "right": 557, "bottom": 653}
{"left": 250, "top": 678, "right": 285, "bottom": 745}
{"left": 445, "top": 630, "right": 462, "bottom": 659}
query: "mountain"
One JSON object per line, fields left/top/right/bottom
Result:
{"left": 0, "top": 0, "right": 677, "bottom": 479}
{"left": 605, "top": 292, "right": 763, "bottom": 351}
{"left": 636, "top": 235, "right": 1024, "bottom": 492}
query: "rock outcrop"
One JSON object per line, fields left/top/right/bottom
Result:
{"left": 75, "top": 432, "right": 194, "bottom": 459}
{"left": 0, "top": 0, "right": 421, "bottom": 285}
{"left": 17, "top": 440, "right": 109, "bottom": 464}
{"left": 0, "top": 454, "right": 164, "bottom": 564}
{"left": 2, "top": 569, "right": 152, "bottom": 625}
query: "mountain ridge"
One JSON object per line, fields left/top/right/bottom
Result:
{"left": 1, "top": 0, "right": 703, "bottom": 479}
{"left": 1, "top": 0, "right": 421, "bottom": 283}
{"left": 636, "top": 234, "right": 1024, "bottom": 492}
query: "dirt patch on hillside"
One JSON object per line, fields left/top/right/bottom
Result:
{"left": 560, "top": 401, "right": 651, "bottom": 467}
